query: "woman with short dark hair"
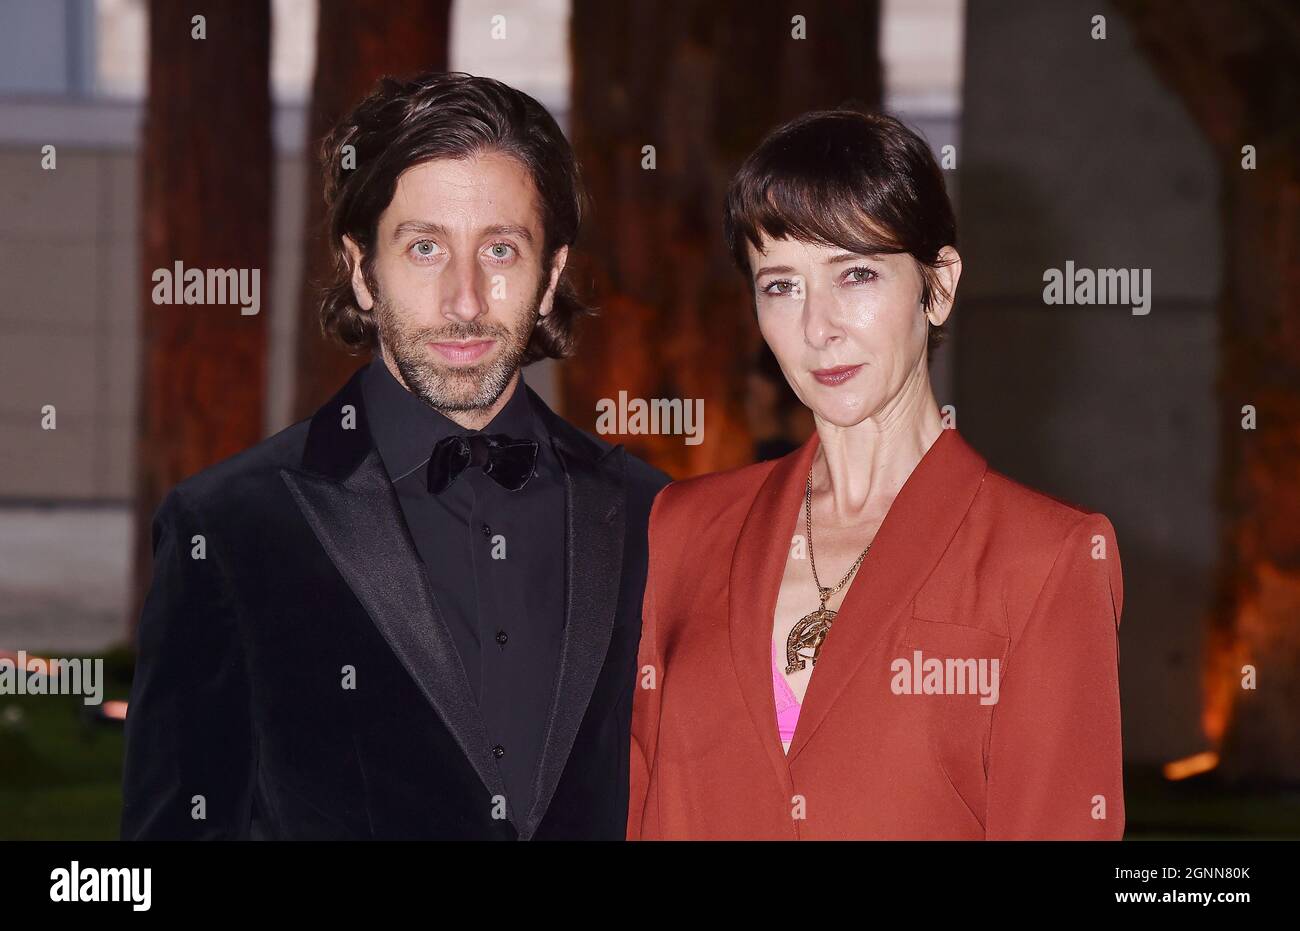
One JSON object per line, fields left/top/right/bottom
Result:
{"left": 628, "top": 110, "right": 1125, "bottom": 840}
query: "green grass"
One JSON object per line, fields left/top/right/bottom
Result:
{"left": 0, "top": 645, "right": 132, "bottom": 840}
{"left": 1123, "top": 764, "right": 1300, "bottom": 839}
{"left": 4, "top": 647, "right": 1300, "bottom": 839}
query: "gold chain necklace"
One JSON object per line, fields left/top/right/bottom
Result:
{"left": 784, "top": 465, "right": 872, "bottom": 675}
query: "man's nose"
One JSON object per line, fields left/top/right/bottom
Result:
{"left": 442, "top": 255, "right": 488, "bottom": 322}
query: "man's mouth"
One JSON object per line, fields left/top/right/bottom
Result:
{"left": 427, "top": 339, "right": 496, "bottom": 366}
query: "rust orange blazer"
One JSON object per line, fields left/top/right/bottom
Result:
{"left": 628, "top": 427, "right": 1124, "bottom": 840}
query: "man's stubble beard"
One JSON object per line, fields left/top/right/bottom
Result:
{"left": 373, "top": 285, "right": 543, "bottom": 415}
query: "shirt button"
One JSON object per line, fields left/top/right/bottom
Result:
{"left": 496, "top": 630, "right": 508, "bottom": 645}
{"left": 481, "top": 522, "right": 492, "bottom": 538}
{"left": 492, "top": 744, "right": 505, "bottom": 759}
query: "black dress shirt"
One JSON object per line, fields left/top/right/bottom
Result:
{"left": 361, "top": 358, "right": 566, "bottom": 821}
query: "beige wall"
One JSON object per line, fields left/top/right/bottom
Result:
{"left": 0, "top": 145, "right": 138, "bottom": 500}
{"left": 0, "top": 143, "right": 313, "bottom": 501}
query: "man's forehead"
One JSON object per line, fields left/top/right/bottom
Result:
{"left": 386, "top": 154, "right": 540, "bottom": 222}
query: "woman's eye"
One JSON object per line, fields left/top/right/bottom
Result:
{"left": 762, "top": 279, "right": 796, "bottom": 295}
{"left": 485, "top": 242, "right": 516, "bottom": 262}
{"left": 844, "top": 266, "right": 878, "bottom": 284}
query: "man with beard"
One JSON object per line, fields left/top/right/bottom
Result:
{"left": 121, "top": 72, "right": 670, "bottom": 840}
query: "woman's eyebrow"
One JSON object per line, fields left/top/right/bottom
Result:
{"left": 823, "top": 251, "right": 875, "bottom": 264}
{"left": 754, "top": 264, "right": 796, "bottom": 277}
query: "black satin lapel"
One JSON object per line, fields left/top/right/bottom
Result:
{"left": 519, "top": 443, "right": 626, "bottom": 839}
{"left": 280, "top": 450, "right": 507, "bottom": 806}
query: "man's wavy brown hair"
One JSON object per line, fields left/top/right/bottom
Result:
{"left": 318, "top": 71, "right": 592, "bottom": 363}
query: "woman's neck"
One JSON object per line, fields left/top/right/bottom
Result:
{"left": 811, "top": 366, "right": 944, "bottom": 521}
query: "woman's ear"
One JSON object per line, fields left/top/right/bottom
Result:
{"left": 343, "top": 235, "right": 375, "bottom": 311}
{"left": 925, "top": 246, "right": 962, "bottom": 326}
{"left": 538, "top": 245, "right": 569, "bottom": 318}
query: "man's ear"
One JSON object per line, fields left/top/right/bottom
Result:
{"left": 343, "top": 235, "right": 375, "bottom": 311}
{"left": 538, "top": 245, "right": 569, "bottom": 318}
{"left": 925, "top": 245, "right": 962, "bottom": 326}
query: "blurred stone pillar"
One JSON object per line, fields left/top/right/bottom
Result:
{"left": 956, "top": 0, "right": 1221, "bottom": 764}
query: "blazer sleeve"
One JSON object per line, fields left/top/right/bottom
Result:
{"left": 627, "top": 485, "right": 672, "bottom": 840}
{"left": 120, "top": 488, "right": 256, "bottom": 840}
{"left": 985, "top": 512, "right": 1125, "bottom": 840}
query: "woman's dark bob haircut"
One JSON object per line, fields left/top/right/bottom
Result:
{"left": 724, "top": 109, "right": 957, "bottom": 355}
{"left": 318, "top": 71, "right": 591, "bottom": 363}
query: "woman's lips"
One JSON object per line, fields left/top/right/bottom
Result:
{"left": 428, "top": 339, "right": 495, "bottom": 365}
{"left": 812, "top": 363, "right": 862, "bottom": 386}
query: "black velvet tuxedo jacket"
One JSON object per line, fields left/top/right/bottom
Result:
{"left": 120, "top": 366, "right": 669, "bottom": 840}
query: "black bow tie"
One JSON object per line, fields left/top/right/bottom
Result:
{"left": 428, "top": 433, "right": 539, "bottom": 494}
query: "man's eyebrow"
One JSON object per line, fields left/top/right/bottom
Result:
{"left": 482, "top": 224, "right": 534, "bottom": 243}
{"left": 389, "top": 220, "right": 535, "bottom": 244}
{"left": 391, "top": 220, "right": 448, "bottom": 242}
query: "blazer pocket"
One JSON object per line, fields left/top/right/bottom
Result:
{"left": 902, "top": 616, "right": 1008, "bottom": 663}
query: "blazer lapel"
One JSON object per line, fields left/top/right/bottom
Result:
{"left": 727, "top": 428, "right": 989, "bottom": 781}
{"left": 728, "top": 436, "right": 818, "bottom": 796}
{"left": 279, "top": 367, "right": 508, "bottom": 807}
{"left": 786, "top": 427, "right": 987, "bottom": 761}
{"left": 519, "top": 391, "right": 627, "bottom": 840}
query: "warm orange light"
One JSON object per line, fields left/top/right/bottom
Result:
{"left": 1163, "top": 751, "right": 1219, "bottom": 781}
{"left": 100, "top": 700, "right": 129, "bottom": 720}
{"left": 1200, "top": 615, "right": 1252, "bottom": 746}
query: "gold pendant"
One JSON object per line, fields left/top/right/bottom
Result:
{"left": 786, "top": 603, "right": 836, "bottom": 674}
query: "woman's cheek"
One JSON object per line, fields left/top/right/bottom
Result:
{"left": 756, "top": 308, "right": 795, "bottom": 358}
{"left": 756, "top": 313, "right": 806, "bottom": 382}
{"left": 834, "top": 288, "right": 883, "bottom": 331}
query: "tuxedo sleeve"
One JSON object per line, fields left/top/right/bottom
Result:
{"left": 627, "top": 485, "right": 671, "bottom": 840}
{"left": 120, "top": 488, "right": 255, "bottom": 839}
{"left": 985, "top": 513, "right": 1125, "bottom": 839}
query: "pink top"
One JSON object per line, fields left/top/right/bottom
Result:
{"left": 771, "top": 639, "right": 801, "bottom": 752}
